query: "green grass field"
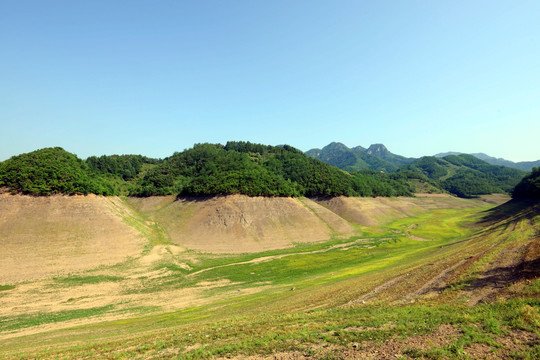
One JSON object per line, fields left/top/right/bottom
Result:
{"left": 1, "top": 197, "right": 538, "bottom": 359}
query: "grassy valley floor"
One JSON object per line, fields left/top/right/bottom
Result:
{"left": 0, "top": 194, "right": 538, "bottom": 359}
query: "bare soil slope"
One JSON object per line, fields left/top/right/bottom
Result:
{"left": 314, "top": 194, "right": 509, "bottom": 226}
{"left": 0, "top": 194, "right": 145, "bottom": 283}
{"left": 128, "top": 195, "right": 355, "bottom": 253}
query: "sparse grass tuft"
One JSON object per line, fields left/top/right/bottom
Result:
{"left": 0, "top": 305, "right": 115, "bottom": 332}
{"left": 54, "top": 274, "right": 124, "bottom": 285}
{"left": 518, "top": 305, "right": 540, "bottom": 329}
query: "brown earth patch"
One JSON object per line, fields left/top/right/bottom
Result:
{"left": 297, "top": 198, "right": 355, "bottom": 234}
{"left": 463, "top": 329, "right": 539, "bottom": 359}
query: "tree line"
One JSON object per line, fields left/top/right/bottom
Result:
{"left": 0, "top": 143, "right": 534, "bottom": 199}
{"left": 0, "top": 144, "right": 412, "bottom": 197}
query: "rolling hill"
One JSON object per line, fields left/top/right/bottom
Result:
{"left": 401, "top": 154, "right": 526, "bottom": 198}
{"left": 305, "top": 142, "right": 527, "bottom": 198}
{"left": 0, "top": 142, "right": 531, "bottom": 201}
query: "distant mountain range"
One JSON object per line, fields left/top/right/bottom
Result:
{"left": 435, "top": 152, "right": 540, "bottom": 171}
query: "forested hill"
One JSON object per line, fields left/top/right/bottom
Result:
{"left": 127, "top": 142, "right": 412, "bottom": 197}
{"left": 306, "top": 142, "right": 526, "bottom": 198}
{"left": 306, "top": 142, "right": 415, "bottom": 172}
{"left": 0, "top": 143, "right": 413, "bottom": 198}
{"left": 435, "top": 152, "right": 540, "bottom": 171}
{"left": 401, "top": 154, "right": 526, "bottom": 198}
{"left": 512, "top": 167, "right": 540, "bottom": 200}
{"left": 0, "top": 147, "right": 115, "bottom": 196}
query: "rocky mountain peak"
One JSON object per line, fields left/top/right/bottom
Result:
{"left": 366, "top": 144, "right": 389, "bottom": 155}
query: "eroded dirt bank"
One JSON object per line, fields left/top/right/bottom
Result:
{"left": 0, "top": 194, "right": 145, "bottom": 283}
{"left": 312, "top": 194, "right": 508, "bottom": 226}
{"left": 127, "top": 195, "right": 356, "bottom": 253}
{"left": 0, "top": 193, "right": 508, "bottom": 283}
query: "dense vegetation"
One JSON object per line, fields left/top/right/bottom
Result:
{"left": 0, "top": 143, "right": 528, "bottom": 199}
{"left": 130, "top": 142, "right": 413, "bottom": 197}
{"left": 305, "top": 142, "right": 414, "bottom": 173}
{"left": 0, "top": 143, "right": 413, "bottom": 198}
{"left": 307, "top": 143, "right": 528, "bottom": 198}
{"left": 400, "top": 155, "right": 526, "bottom": 198}
{"left": 512, "top": 167, "right": 540, "bottom": 199}
{"left": 86, "top": 154, "right": 160, "bottom": 181}
{"left": 0, "top": 148, "right": 114, "bottom": 195}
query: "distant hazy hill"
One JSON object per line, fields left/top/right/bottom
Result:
{"left": 305, "top": 142, "right": 415, "bottom": 173}
{"left": 434, "top": 151, "right": 462, "bottom": 158}
{"left": 402, "top": 154, "right": 526, "bottom": 198}
{"left": 435, "top": 152, "right": 540, "bottom": 171}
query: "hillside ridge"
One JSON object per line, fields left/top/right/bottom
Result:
{"left": 435, "top": 151, "right": 540, "bottom": 171}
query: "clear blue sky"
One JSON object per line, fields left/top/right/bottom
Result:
{"left": 1, "top": 1, "right": 539, "bottom": 162}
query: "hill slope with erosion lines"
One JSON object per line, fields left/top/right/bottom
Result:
{"left": 127, "top": 195, "right": 356, "bottom": 253}
{"left": 312, "top": 194, "right": 504, "bottom": 227}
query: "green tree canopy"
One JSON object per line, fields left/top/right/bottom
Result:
{"left": 512, "top": 167, "right": 540, "bottom": 200}
{"left": 0, "top": 147, "right": 113, "bottom": 195}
